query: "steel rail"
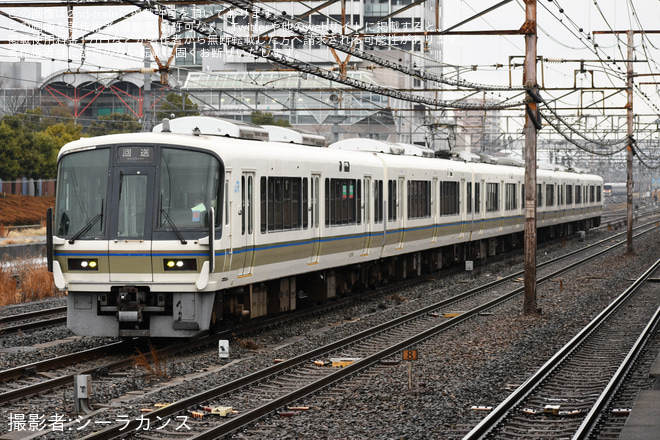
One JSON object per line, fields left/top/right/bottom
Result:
{"left": 463, "top": 258, "right": 660, "bottom": 440}
{"left": 82, "top": 222, "right": 658, "bottom": 440}
{"left": 0, "top": 306, "right": 66, "bottom": 326}
{"left": 572, "top": 305, "right": 660, "bottom": 440}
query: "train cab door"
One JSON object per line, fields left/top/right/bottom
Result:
{"left": 108, "top": 166, "right": 155, "bottom": 282}
{"left": 308, "top": 173, "right": 321, "bottom": 265}
{"left": 239, "top": 172, "right": 255, "bottom": 278}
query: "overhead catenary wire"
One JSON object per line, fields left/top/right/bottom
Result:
{"left": 123, "top": 0, "right": 523, "bottom": 111}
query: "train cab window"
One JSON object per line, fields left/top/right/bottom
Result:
{"left": 486, "top": 183, "right": 499, "bottom": 212}
{"left": 408, "top": 180, "right": 431, "bottom": 219}
{"left": 546, "top": 184, "right": 554, "bottom": 207}
{"left": 596, "top": 186, "right": 601, "bottom": 202}
{"left": 158, "top": 148, "right": 222, "bottom": 229}
{"left": 505, "top": 183, "right": 517, "bottom": 211}
{"left": 55, "top": 148, "right": 110, "bottom": 238}
{"left": 566, "top": 184, "right": 573, "bottom": 205}
{"left": 260, "top": 176, "right": 306, "bottom": 232}
{"left": 325, "top": 178, "right": 361, "bottom": 226}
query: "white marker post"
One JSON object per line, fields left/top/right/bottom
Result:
{"left": 219, "top": 340, "right": 229, "bottom": 360}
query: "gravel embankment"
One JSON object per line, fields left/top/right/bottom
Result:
{"left": 3, "top": 223, "right": 659, "bottom": 439}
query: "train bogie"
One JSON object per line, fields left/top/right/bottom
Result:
{"left": 48, "top": 117, "right": 603, "bottom": 338}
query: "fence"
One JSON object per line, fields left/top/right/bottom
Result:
{"left": 0, "top": 178, "right": 56, "bottom": 196}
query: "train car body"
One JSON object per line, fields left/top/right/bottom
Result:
{"left": 603, "top": 182, "right": 627, "bottom": 197}
{"left": 48, "top": 118, "right": 603, "bottom": 338}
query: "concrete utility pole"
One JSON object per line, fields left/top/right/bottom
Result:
{"left": 592, "top": 28, "right": 660, "bottom": 254}
{"left": 143, "top": 43, "right": 152, "bottom": 132}
{"left": 522, "top": 0, "right": 538, "bottom": 315}
{"left": 626, "top": 30, "right": 634, "bottom": 254}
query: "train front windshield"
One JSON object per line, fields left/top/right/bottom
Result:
{"left": 158, "top": 148, "right": 222, "bottom": 230}
{"left": 55, "top": 146, "right": 223, "bottom": 241}
{"left": 55, "top": 148, "right": 110, "bottom": 238}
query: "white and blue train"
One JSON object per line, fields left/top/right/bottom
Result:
{"left": 47, "top": 117, "right": 603, "bottom": 338}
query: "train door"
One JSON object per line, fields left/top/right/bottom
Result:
{"left": 362, "top": 176, "right": 372, "bottom": 255}
{"left": 477, "top": 180, "right": 485, "bottom": 236}
{"left": 239, "top": 171, "right": 255, "bottom": 277}
{"left": 396, "top": 176, "right": 405, "bottom": 249}
{"left": 108, "top": 167, "right": 155, "bottom": 282}
{"left": 432, "top": 177, "right": 439, "bottom": 243}
{"left": 308, "top": 173, "right": 321, "bottom": 265}
{"left": 222, "top": 172, "right": 232, "bottom": 273}
{"left": 459, "top": 178, "right": 466, "bottom": 239}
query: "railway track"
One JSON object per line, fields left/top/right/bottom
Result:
{"left": 463, "top": 259, "right": 660, "bottom": 440}
{"left": 0, "top": 306, "right": 66, "bottom": 336}
{"left": 74, "top": 223, "right": 659, "bottom": 440}
{"left": 1, "top": 217, "right": 657, "bottom": 438}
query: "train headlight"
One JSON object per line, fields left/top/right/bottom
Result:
{"left": 68, "top": 258, "right": 99, "bottom": 271}
{"left": 163, "top": 259, "right": 197, "bottom": 271}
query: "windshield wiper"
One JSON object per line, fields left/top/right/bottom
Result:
{"left": 160, "top": 209, "right": 187, "bottom": 244}
{"left": 69, "top": 206, "right": 103, "bottom": 244}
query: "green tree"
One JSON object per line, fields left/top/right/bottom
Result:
{"left": 0, "top": 122, "right": 22, "bottom": 180}
{"left": 44, "top": 122, "right": 83, "bottom": 148}
{"left": 86, "top": 113, "right": 143, "bottom": 137}
{"left": 0, "top": 120, "right": 59, "bottom": 180}
{"left": 250, "top": 111, "right": 291, "bottom": 127}
{"left": 156, "top": 92, "right": 199, "bottom": 120}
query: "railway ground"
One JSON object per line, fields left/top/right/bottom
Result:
{"left": 1, "top": 207, "right": 660, "bottom": 439}
{"left": 617, "top": 351, "right": 660, "bottom": 440}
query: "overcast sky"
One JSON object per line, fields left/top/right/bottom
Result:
{"left": 1, "top": 0, "right": 659, "bottom": 118}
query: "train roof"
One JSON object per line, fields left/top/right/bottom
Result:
{"left": 58, "top": 128, "right": 602, "bottom": 183}
{"left": 261, "top": 125, "right": 326, "bottom": 147}
{"left": 328, "top": 138, "right": 434, "bottom": 157}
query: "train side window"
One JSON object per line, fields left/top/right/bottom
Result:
{"left": 575, "top": 185, "right": 582, "bottom": 204}
{"left": 374, "top": 180, "right": 383, "bottom": 223}
{"left": 596, "top": 185, "right": 601, "bottom": 202}
{"left": 241, "top": 176, "right": 246, "bottom": 235}
{"left": 441, "top": 181, "right": 459, "bottom": 216}
{"left": 566, "top": 184, "right": 573, "bottom": 205}
{"left": 589, "top": 185, "right": 595, "bottom": 203}
{"left": 260, "top": 177, "right": 267, "bottom": 233}
{"left": 505, "top": 183, "right": 517, "bottom": 211}
{"left": 537, "top": 183, "right": 543, "bottom": 207}
{"left": 486, "top": 183, "right": 499, "bottom": 212}
{"left": 474, "top": 182, "right": 481, "bottom": 214}
{"left": 388, "top": 180, "right": 397, "bottom": 221}
{"left": 467, "top": 182, "right": 472, "bottom": 214}
{"left": 260, "top": 176, "right": 304, "bottom": 232}
{"left": 303, "top": 178, "right": 308, "bottom": 229}
{"left": 546, "top": 184, "right": 554, "bottom": 207}
{"left": 325, "top": 178, "right": 360, "bottom": 226}
{"left": 407, "top": 180, "right": 431, "bottom": 219}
